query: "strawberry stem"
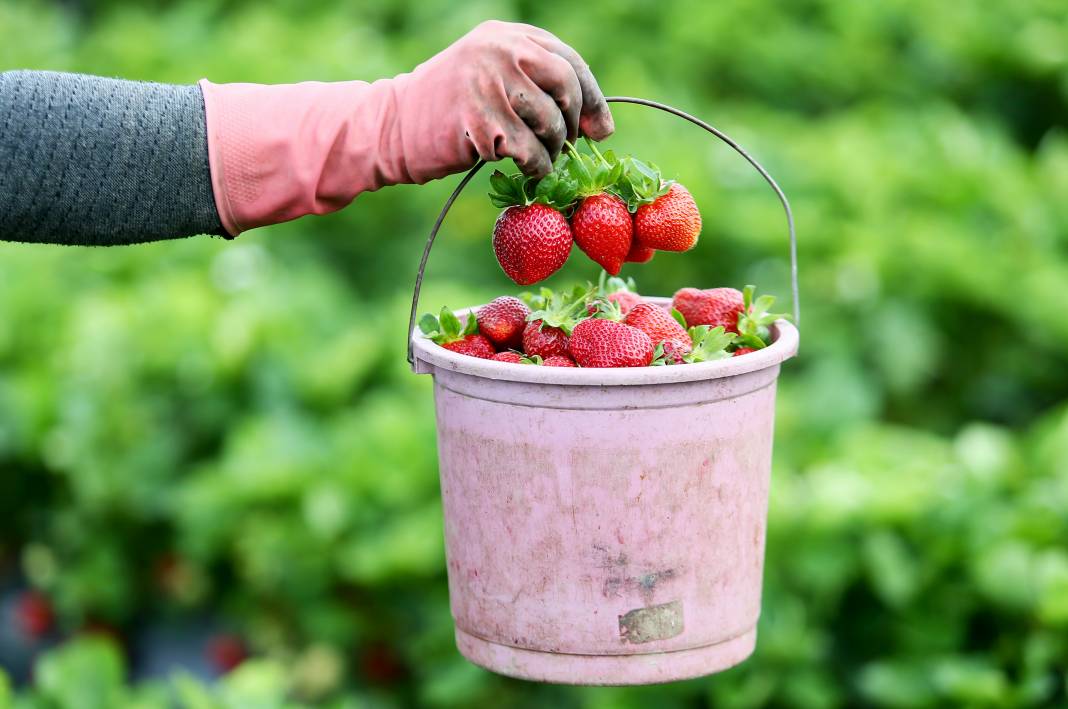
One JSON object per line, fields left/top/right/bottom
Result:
{"left": 583, "top": 136, "right": 608, "bottom": 166}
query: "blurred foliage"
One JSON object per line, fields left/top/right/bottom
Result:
{"left": 2, "top": 0, "right": 1068, "bottom": 706}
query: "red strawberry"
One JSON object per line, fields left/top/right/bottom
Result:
{"left": 543, "top": 355, "right": 577, "bottom": 367}
{"left": 634, "top": 183, "right": 701, "bottom": 252}
{"left": 733, "top": 347, "right": 756, "bottom": 357}
{"left": 488, "top": 170, "right": 578, "bottom": 286}
{"left": 15, "top": 590, "right": 53, "bottom": 638}
{"left": 523, "top": 287, "right": 588, "bottom": 358}
{"left": 419, "top": 307, "right": 496, "bottom": 359}
{"left": 492, "top": 204, "right": 573, "bottom": 285}
{"left": 492, "top": 351, "right": 524, "bottom": 363}
{"left": 570, "top": 193, "right": 632, "bottom": 275}
{"left": 206, "top": 633, "right": 247, "bottom": 673}
{"left": 653, "top": 325, "right": 736, "bottom": 366}
{"left": 672, "top": 287, "right": 744, "bottom": 333}
{"left": 624, "top": 303, "right": 692, "bottom": 352}
{"left": 625, "top": 241, "right": 656, "bottom": 263}
{"left": 523, "top": 321, "right": 570, "bottom": 358}
{"left": 607, "top": 291, "right": 641, "bottom": 314}
{"left": 444, "top": 335, "right": 495, "bottom": 359}
{"left": 658, "top": 339, "right": 691, "bottom": 364}
{"left": 568, "top": 318, "right": 654, "bottom": 368}
{"left": 477, "top": 296, "right": 530, "bottom": 350}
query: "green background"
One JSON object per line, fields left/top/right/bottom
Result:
{"left": 2, "top": 0, "right": 1068, "bottom": 706}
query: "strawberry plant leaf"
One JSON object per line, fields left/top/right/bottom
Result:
{"left": 439, "top": 307, "right": 462, "bottom": 338}
{"left": 671, "top": 308, "right": 688, "bottom": 329}
{"left": 488, "top": 169, "right": 536, "bottom": 208}
{"left": 685, "top": 325, "right": 736, "bottom": 363}
{"left": 651, "top": 342, "right": 668, "bottom": 366}
{"left": 735, "top": 333, "right": 767, "bottom": 350}
{"left": 737, "top": 285, "right": 790, "bottom": 346}
{"left": 418, "top": 313, "right": 440, "bottom": 336}
{"left": 489, "top": 170, "right": 513, "bottom": 196}
{"left": 461, "top": 312, "right": 479, "bottom": 337}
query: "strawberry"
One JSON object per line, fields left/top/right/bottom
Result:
{"left": 570, "top": 192, "right": 632, "bottom": 275}
{"left": 733, "top": 347, "right": 757, "bottom": 357}
{"left": 444, "top": 335, "right": 496, "bottom": 359}
{"left": 653, "top": 325, "right": 735, "bottom": 365}
{"left": 624, "top": 303, "right": 692, "bottom": 352}
{"left": 489, "top": 170, "right": 577, "bottom": 286}
{"left": 625, "top": 241, "right": 656, "bottom": 263}
{"left": 419, "top": 307, "right": 496, "bottom": 359}
{"left": 543, "top": 355, "right": 577, "bottom": 367}
{"left": 492, "top": 351, "right": 544, "bottom": 365}
{"left": 524, "top": 287, "right": 589, "bottom": 358}
{"left": 492, "top": 351, "right": 524, "bottom": 363}
{"left": 15, "top": 590, "right": 53, "bottom": 638}
{"left": 607, "top": 291, "right": 641, "bottom": 314}
{"left": 523, "top": 321, "right": 569, "bottom": 358}
{"left": 206, "top": 633, "right": 247, "bottom": 673}
{"left": 552, "top": 142, "right": 632, "bottom": 275}
{"left": 672, "top": 287, "right": 744, "bottom": 332}
{"left": 569, "top": 318, "right": 654, "bottom": 368}
{"left": 613, "top": 157, "right": 700, "bottom": 252}
{"left": 657, "top": 339, "right": 691, "bottom": 364}
{"left": 634, "top": 183, "right": 701, "bottom": 252}
{"left": 477, "top": 296, "right": 530, "bottom": 350}
{"left": 492, "top": 205, "right": 573, "bottom": 286}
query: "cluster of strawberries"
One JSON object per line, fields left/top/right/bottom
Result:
{"left": 420, "top": 277, "right": 785, "bottom": 369}
{"left": 489, "top": 141, "right": 702, "bottom": 284}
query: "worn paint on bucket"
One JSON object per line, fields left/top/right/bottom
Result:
{"left": 412, "top": 297, "right": 799, "bottom": 685}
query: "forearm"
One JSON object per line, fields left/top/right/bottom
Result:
{"left": 0, "top": 71, "right": 225, "bottom": 246}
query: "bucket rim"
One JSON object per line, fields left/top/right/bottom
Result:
{"left": 411, "top": 296, "right": 798, "bottom": 386}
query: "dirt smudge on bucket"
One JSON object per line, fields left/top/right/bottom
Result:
{"left": 618, "top": 600, "right": 684, "bottom": 643}
{"left": 592, "top": 544, "right": 679, "bottom": 605}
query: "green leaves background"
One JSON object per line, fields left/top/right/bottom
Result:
{"left": 2, "top": 0, "right": 1068, "bottom": 705}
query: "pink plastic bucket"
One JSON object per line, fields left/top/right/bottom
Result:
{"left": 407, "top": 98, "right": 800, "bottom": 685}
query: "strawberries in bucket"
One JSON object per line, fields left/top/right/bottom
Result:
{"left": 418, "top": 278, "right": 786, "bottom": 368}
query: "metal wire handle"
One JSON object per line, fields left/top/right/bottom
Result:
{"left": 407, "top": 96, "right": 800, "bottom": 367}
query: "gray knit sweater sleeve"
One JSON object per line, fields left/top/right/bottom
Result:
{"left": 0, "top": 71, "right": 226, "bottom": 246}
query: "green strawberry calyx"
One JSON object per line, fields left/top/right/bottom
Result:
{"left": 686, "top": 325, "right": 736, "bottom": 362}
{"left": 418, "top": 306, "right": 478, "bottom": 345}
{"left": 488, "top": 161, "right": 578, "bottom": 211}
{"left": 595, "top": 271, "right": 638, "bottom": 299}
{"left": 654, "top": 324, "right": 736, "bottom": 365}
{"left": 588, "top": 298, "right": 625, "bottom": 322}
{"left": 613, "top": 155, "right": 673, "bottom": 213}
{"left": 735, "top": 284, "right": 790, "bottom": 349}
{"left": 562, "top": 140, "right": 625, "bottom": 200}
{"left": 526, "top": 286, "right": 591, "bottom": 335}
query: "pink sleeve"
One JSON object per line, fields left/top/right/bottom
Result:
{"left": 198, "top": 78, "right": 411, "bottom": 236}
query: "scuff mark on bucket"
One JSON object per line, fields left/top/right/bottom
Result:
{"left": 619, "top": 600, "right": 684, "bottom": 643}
{"left": 594, "top": 544, "right": 679, "bottom": 603}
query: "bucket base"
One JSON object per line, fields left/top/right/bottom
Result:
{"left": 455, "top": 627, "right": 757, "bottom": 686}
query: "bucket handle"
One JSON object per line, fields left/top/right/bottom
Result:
{"left": 406, "top": 96, "right": 799, "bottom": 369}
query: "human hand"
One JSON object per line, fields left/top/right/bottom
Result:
{"left": 393, "top": 20, "right": 615, "bottom": 180}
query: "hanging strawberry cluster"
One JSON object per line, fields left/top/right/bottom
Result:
{"left": 488, "top": 141, "right": 702, "bottom": 285}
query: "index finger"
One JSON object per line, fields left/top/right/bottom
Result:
{"left": 528, "top": 33, "right": 614, "bottom": 141}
